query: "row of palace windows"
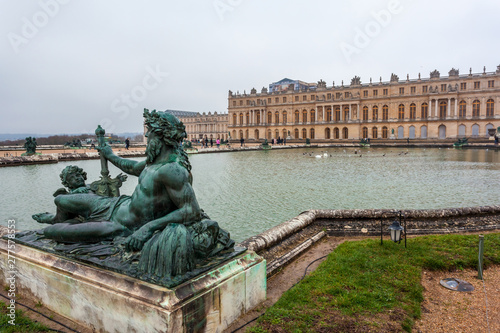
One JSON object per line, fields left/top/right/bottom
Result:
{"left": 233, "top": 123, "right": 492, "bottom": 140}
{"left": 233, "top": 80, "right": 497, "bottom": 106}
{"left": 232, "top": 99, "right": 495, "bottom": 125}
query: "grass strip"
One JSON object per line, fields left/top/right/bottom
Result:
{"left": 0, "top": 300, "right": 52, "bottom": 332}
{"left": 250, "top": 233, "right": 500, "bottom": 332}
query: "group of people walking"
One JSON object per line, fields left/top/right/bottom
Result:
{"left": 199, "top": 137, "right": 220, "bottom": 148}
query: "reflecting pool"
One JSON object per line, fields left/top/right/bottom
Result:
{"left": 1, "top": 147, "right": 499, "bottom": 242}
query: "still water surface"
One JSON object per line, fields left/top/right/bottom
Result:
{"left": 1, "top": 147, "right": 499, "bottom": 242}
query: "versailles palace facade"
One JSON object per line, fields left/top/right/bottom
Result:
{"left": 227, "top": 67, "right": 500, "bottom": 142}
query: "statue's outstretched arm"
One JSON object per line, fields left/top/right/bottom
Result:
{"left": 98, "top": 145, "right": 145, "bottom": 176}
{"left": 125, "top": 165, "right": 202, "bottom": 251}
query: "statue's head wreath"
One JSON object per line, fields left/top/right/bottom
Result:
{"left": 143, "top": 109, "right": 187, "bottom": 144}
{"left": 143, "top": 108, "right": 191, "bottom": 172}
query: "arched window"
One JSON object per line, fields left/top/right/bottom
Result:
{"left": 302, "top": 128, "right": 307, "bottom": 139}
{"left": 326, "top": 108, "right": 332, "bottom": 122}
{"left": 439, "top": 101, "right": 447, "bottom": 119}
{"left": 372, "top": 127, "right": 378, "bottom": 138}
{"left": 362, "top": 127, "right": 368, "bottom": 138}
{"left": 420, "top": 126, "right": 427, "bottom": 138}
{"left": 310, "top": 128, "right": 315, "bottom": 139}
{"left": 275, "top": 111, "right": 279, "bottom": 123}
{"left": 239, "top": 130, "right": 243, "bottom": 139}
{"left": 342, "top": 127, "right": 348, "bottom": 139}
{"left": 382, "top": 105, "right": 389, "bottom": 120}
{"left": 343, "top": 106, "right": 349, "bottom": 121}
{"left": 254, "top": 129, "right": 259, "bottom": 139}
{"left": 239, "top": 113, "right": 244, "bottom": 125}
{"left": 459, "top": 100, "right": 466, "bottom": 118}
{"left": 398, "top": 126, "right": 404, "bottom": 139}
{"left": 232, "top": 114, "right": 237, "bottom": 125}
{"left": 246, "top": 113, "right": 249, "bottom": 124}
{"left": 438, "top": 125, "right": 446, "bottom": 139}
{"left": 334, "top": 127, "right": 340, "bottom": 139}
{"left": 275, "top": 130, "right": 279, "bottom": 139}
{"left": 267, "top": 129, "right": 272, "bottom": 140}
{"left": 302, "top": 110, "right": 308, "bottom": 123}
{"left": 256, "top": 112, "right": 260, "bottom": 124}
{"left": 362, "top": 106, "right": 368, "bottom": 121}
{"left": 421, "top": 103, "right": 428, "bottom": 119}
{"left": 294, "top": 110, "right": 299, "bottom": 123}
{"left": 487, "top": 99, "right": 494, "bottom": 117}
{"left": 472, "top": 124, "right": 479, "bottom": 137}
{"left": 282, "top": 111, "right": 287, "bottom": 124}
{"left": 325, "top": 128, "right": 331, "bottom": 139}
{"left": 334, "top": 107, "right": 341, "bottom": 121}
{"left": 458, "top": 124, "right": 466, "bottom": 137}
{"left": 382, "top": 126, "right": 388, "bottom": 138}
{"left": 282, "top": 129, "right": 287, "bottom": 139}
{"left": 486, "top": 123, "right": 494, "bottom": 136}
{"left": 409, "top": 126, "right": 415, "bottom": 139}
{"left": 268, "top": 112, "right": 272, "bottom": 124}
{"left": 310, "top": 109, "right": 316, "bottom": 123}
{"left": 294, "top": 128, "right": 299, "bottom": 138}
{"left": 473, "top": 100, "right": 480, "bottom": 117}
{"left": 410, "top": 103, "right": 416, "bottom": 119}
{"left": 398, "top": 104, "right": 405, "bottom": 119}
{"left": 372, "top": 105, "right": 378, "bottom": 120}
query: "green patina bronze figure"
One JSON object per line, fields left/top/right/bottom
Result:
{"left": 24, "top": 109, "right": 236, "bottom": 286}
{"left": 22, "top": 136, "right": 37, "bottom": 156}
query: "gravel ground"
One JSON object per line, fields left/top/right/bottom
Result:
{"left": 414, "top": 266, "right": 499, "bottom": 333}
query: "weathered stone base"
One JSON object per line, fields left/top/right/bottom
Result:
{"left": 0, "top": 239, "right": 266, "bottom": 333}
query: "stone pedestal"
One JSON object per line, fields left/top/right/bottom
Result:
{"left": 0, "top": 238, "right": 266, "bottom": 333}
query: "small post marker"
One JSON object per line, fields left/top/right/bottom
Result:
{"left": 478, "top": 235, "right": 484, "bottom": 279}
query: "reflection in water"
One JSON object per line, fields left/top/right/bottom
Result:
{"left": 1, "top": 148, "right": 499, "bottom": 242}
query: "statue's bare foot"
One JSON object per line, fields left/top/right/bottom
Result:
{"left": 32, "top": 212, "right": 56, "bottom": 224}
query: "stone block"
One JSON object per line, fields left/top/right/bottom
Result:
{"left": 0, "top": 238, "right": 266, "bottom": 333}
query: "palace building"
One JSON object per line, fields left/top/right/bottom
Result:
{"left": 157, "top": 110, "right": 229, "bottom": 141}
{"left": 227, "top": 66, "right": 500, "bottom": 141}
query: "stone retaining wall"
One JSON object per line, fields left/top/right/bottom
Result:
{"left": 240, "top": 206, "right": 500, "bottom": 261}
{"left": 0, "top": 151, "right": 145, "bottom": 167}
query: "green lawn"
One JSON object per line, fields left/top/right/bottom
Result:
{"left": 0, "top": 300, "right": 51, "bottom": 333}
{"left": 250, "top": 233, "right": 500, "bottom": 333}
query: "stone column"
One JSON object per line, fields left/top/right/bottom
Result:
{"left": 454, "top": 98, "right": 458, "bottom": 118}
{"left": 340, "top": 104, "right": 343, "bottom": 121}
{"left": 315, "top": 107, "right": 318, "bottom": 122}
{"left": 448, "top": 98, "right": 451, "bottom": 117}
{"left": 322, "top": 106, "right": 325, "bottom": 122}
{"left": 349, "top": 104, "right": 352, "bottom": 120}
{"left": 435, "top": 100, "right": 438, "bottom": 119}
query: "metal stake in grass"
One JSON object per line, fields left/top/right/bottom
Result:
{"left": 478, "top": 235, "right": 484, "bottom": 279}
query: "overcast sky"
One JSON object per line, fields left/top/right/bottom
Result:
{"left": 1, "top": 0, "right": 499, "bottom": 135}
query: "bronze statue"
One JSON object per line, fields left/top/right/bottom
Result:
{"left": 28, "top": 109, "right": 234, "bottom": 283}
{"left": 23, "top": 137, "right": 37, "bottom": 155}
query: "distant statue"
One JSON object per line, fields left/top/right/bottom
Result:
{"left": 183, "top": 140, "right": 193, "bottom": 149}
{"left": 390, "top": 73, "right": 399, "bottom": 82}
{"left": 448, "top": 68, "right": 459, "bottom": 77}
{"left": 23, "top": 137, "right": 37, "bottom": 155}
{"left": 31, "top": 109, "right": 234, "bottom": 282}
{"left": 430, "top": 70, "right": 440, "bottom": 79}
{"left": 350, "top": 76, "right": 361, "bottom": 86}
